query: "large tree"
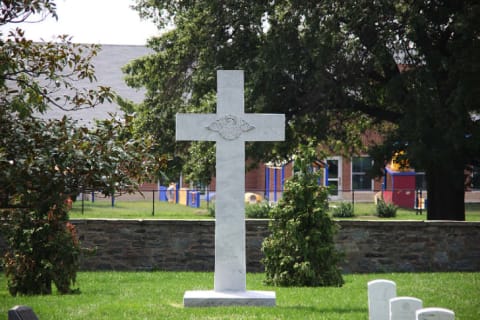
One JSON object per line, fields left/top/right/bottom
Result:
{"left": 128, "top": 0, "right": 480, "bottom": 220}
{"left": 0, "top": 0, "right": 159, "bottom": 294}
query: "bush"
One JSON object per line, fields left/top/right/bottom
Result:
{"left": 376, "top": 200, "right": 398, "bottom": 217}
{"left": 0, "top": 112, "right": 157, "bottom": 296}
{"left": 1, "top": 207, "right": 81, "bottom": 296}
{"left": 262, "top": 144, "right": 344, "bottom": 287}
{"left": 245, "top": 202, "right": 272, "bottom": 218}
{"left": 207, "top": 202, "right": 273, "bottom": 218}
{"left": 331, "top": 202, "right": 355, "bottom": 218}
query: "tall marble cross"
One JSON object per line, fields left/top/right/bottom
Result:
{"left": 177, "top": 70, "right": 284, "bottom": 307}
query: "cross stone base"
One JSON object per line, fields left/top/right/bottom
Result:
{"left": 183, "top": 290, "right": 276, "bottom": 307}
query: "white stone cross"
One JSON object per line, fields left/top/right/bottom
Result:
{"left": 177, "top": 70, "right": 284, "bottom": 307}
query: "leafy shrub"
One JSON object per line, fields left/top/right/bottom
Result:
{"left": 1, "top": 207, "right": 81, "bottom": 295}
{"left": 207, "top": 202, "right": 273, "bottom": 218}
{"left": 262, "top": 143, "right": 344, "bottom": 287}
{"left": 331, "top": 202, "right": 355, "bottom": 218}
{"left": 245, "top": 202, "right": 272, "bottom": 218}
{"left": 376, "top": 200, "right": 398, "bottom": 217}
{"left": 0, "top": 112, "right": 157, "bottom": 296}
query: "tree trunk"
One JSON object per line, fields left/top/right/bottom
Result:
{"left": 426, "top": 163, "right": 465, "bottom": 221}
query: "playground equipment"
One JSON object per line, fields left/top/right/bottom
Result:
{"left": 264, "top": 165, "right": 286, "bottom": 202}
{"left": 245, "top": 192, "right": 263, "bottom": 204}
{"left": 159, "top": 184, "right": 201, "bottom": 208}
{"left": 383, "top": 166, "right": 416, "bottom": 208}
{"left": 382, "top": 153, "right": 416, "bottom": 208}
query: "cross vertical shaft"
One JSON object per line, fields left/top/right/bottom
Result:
{"left": 214, "top": 138, "right": 246, "bottom": 291}
{"left": 211, "top": 70, "right": 247, "bottom": 291}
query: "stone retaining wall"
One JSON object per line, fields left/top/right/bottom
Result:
{"left": 336, "top": 220, "right": 480, "bottom": 273}
{"left": 1, "top": 220, "right": 479, "bottom": 273}
{"left": 65, "top": 219, "right": 480, "bottom": 273}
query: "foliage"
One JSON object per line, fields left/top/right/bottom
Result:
{"left": 129, "top": 0, "right": 480, "bottom": 221}
{"left": 1, "top": 209, "right": 81, "bottom": 295}
{"left": 1, "top": 33, "right": 113, "bottom": 117}
{"left": 245, "top": 202, "right": 272, "bottom": 219}
{"left": 125, "top": 1, "right": 374, "bottom": 185}
{"left": 181, "top": 141, "right": 215, "bottom": 187}
{"left": 331, "top": 202, "right": 355, "bottom": 218}
{"left": 0, "top": 111, "right": 158, "bottom": 295}
{"left": 376, "top": 200, "right": 398, "bottom": 218}
{"left": 0, "top": 0, "right": 57, "bottom": 24}
{"left": 262, "top": 144, "right": 344, "bottom": 287}
{"left": 206, "top": 202, "right": 272, "bottom": 219}
{"left": 0, "top": 111, "right": 158, "bottom": 206}
{"left": 0, "top": 0, "right": 159, "bottom": 295}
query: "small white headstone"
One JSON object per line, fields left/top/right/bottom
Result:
{"left": 390, "top": 297, "right": 423, "bottom": 320}
{"left": 416, "top": 307, "right": 455, "bottom": 320}
{"left": 368, "top": 279, "right": 397, "bottom": 320}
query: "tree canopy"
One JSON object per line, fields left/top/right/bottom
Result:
{"left": 1, "top": 0, "right": 159, "bottom": 199}
{"left": 126, "top": 0, "right": 373, "bottom": 183}
{"left": 128, "top": 0, "right": 479, "bottom": 220}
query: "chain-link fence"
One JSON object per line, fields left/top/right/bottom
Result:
{"left": 73, "top": 187, "right": 480, "bottom": 217}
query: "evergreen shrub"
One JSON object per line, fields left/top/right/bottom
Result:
{"left": 262, "top": 144, "right": 344, "bottom": 287}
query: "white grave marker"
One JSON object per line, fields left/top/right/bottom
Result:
{"left": 177, "top": 70, "right": 284, "bottom": 307}
{"left": 390, "top": 297, "right": 423, "bottom": 320}
{"left": 368, "top": 279, "right": 397, "bottom": 320}
{"left": 416, "top": 308, "right": 455, "bottom": 320}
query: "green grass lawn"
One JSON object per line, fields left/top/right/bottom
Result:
{"left": 70, "top": 200, "right": 212, "bottom": 219}
{"left": 0, "top": 272, "right": 478, "bottom": 319}
{"left": 342, "top": 202, "right": 480, "bottom": 221}
{"left": 70, "top": 199, "right": 480, "bottom": 221}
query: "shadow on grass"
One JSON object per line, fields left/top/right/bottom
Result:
{"left": 280, "top": 305, "right": 367, "bottom": 314}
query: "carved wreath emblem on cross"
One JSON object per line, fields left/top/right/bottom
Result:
{"left": 206, "top": 114, "right": 255, "bottom": 140}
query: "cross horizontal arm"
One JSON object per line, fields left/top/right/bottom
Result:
{"left": 176, "top": 114, "right": 218, "bottom": 141}
{"left": 176, "top": 113, "right": 285, "bottom": 142}
{"left": 240, "top": 114, "right": 285, "bottom": 141}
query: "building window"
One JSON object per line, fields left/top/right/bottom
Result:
{"left": 352, "top": 156, "right": 373, "bottom": 190}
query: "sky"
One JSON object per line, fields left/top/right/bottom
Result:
{"left": 2, "top": 0, "right": 159, "bottom": 45}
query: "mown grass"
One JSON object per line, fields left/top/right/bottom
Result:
{"left": 337, "top": 202, "right": 480, "bottom": 221}
{"left": 0, "top": 272, "right": 478, "bottom": 320}
{"left": 69, "top": 200, "right": 480, "bottom": 221}
{"left": 70, "top": 200, "right": 212, "bottom": 219}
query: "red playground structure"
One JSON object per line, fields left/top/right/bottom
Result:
{"left": 383, "top": 166, "right": 417, "bottom": 208}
